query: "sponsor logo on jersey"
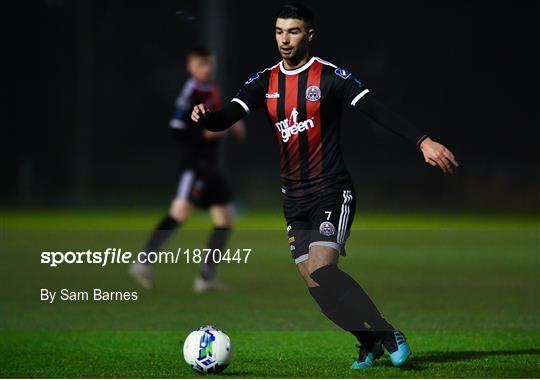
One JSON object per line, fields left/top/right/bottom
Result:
{"left": 305, "top": 85, "right": 321, "bottom": 101}
{"left": 245, "top": 72, "right": 259, "bottom": 84}
{"left": 288, "top": 236, "right": 295, "bottom": 244}
{"left": 275, "top": 107, "right": 316, "bottom": 143}
{"left": 287, "top": 224, "right": 292, "bottom": 232}
{"left": 319, "top": 221, "right": 335, "bottom": 236}
{"left": 265, "top": 92, "right": 280, "bottom": 98}
{"left": 334, "top": 68, "right": 352, "bottom": 79}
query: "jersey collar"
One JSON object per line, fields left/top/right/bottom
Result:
{"left": 279, "top": 56, "right": 316, "bottom": 75}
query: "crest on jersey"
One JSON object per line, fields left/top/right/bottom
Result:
{"left": 305, "top": 85, "right": 321, "bottom": 101}
{"left": 334, "top": 68, "right": 352, "bottom": 79}
{"left": 245, "top": 72, "right": 259, "bottom": 84}
{"left": 319, "top": 221, "right": 335, "bottom": 236}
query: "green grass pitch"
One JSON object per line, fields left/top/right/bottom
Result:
{"left": 1, "top": 210, "right": 539, "bottom": 378}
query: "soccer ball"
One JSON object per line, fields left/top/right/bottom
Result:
{"left": 183, "top": 325, "right": 232, "bottom": 374}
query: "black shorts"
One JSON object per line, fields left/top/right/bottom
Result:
{"left": 283, "top": 185, "right": 356, "bottom": 264}
{"left": 175, "top": 168, "right": 233, "bottom": 208}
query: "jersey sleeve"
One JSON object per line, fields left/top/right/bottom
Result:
{"left": 170, "top": 80, "right": 195, "bottom": 130}
{"left": 231, "top": 71, "right": 268, "bottom": 114}
{"left": 331, "top": 68, "right": 370, "bottom": 106}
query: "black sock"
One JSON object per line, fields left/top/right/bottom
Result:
{"left": 201, "top": 226, "right": 231, "bottom": 281}
{"left": 310, "top": 264, "right": 394, "bottom": 340}
{"left": 308, "top": 286, "right": 376, "bottom": 346}
{"left": 141, "top": 215, "right": 179, "bottom": 263}
{"left": 350, "top": 331, "right": 377, "bottom": 347}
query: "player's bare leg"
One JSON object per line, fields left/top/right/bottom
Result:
{"left": 170, "top": 197, "right": 195, "bottom": 222}
{"left": 130, "top": 198, "right": 193, "bottom": 289}
{"left": 209, "top": 204, "right": 234, "bottom": 227}
{"left": 193, "top": 204, "right": 233, "bottom": 293}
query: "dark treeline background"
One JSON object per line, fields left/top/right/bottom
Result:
{"left": 7, "top": 0, "right": 539, "bottom": 212}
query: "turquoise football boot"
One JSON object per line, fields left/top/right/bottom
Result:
{"left": 351, "top": 341, "right": 384, "bottom": 369}
{"left": 383, "top": 331, "right": 411, "bottom": 367}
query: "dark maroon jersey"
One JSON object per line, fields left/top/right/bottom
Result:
{"left": 171, "top": 78, "right": 222, "bottom": 169}
{"left": 232, "top": 57, "right": 370, "bottom": 197}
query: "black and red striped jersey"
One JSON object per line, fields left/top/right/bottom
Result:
{"left": 232, "top": 56, "right": 370, "bottom": 197}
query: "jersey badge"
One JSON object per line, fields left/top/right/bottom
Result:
{"left": 245, "top": 72, "right": 259, "bottom": 84}
{"left": 319, "top": 221, "right": 335, "bottom": 236}
{"left": 334, "top": 68, "right": 352, "bottom": 79}
{"left": 305, "top": 85, "right": 321, "bottom": 101}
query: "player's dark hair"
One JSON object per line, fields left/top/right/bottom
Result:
{"left": 276, "top": 3, "right": 314, "bottom": 28}
{"left": 186, "top": 46, "right": 212, "bottom": 60}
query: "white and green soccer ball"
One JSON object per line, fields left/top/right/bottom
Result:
{"left": 183, "top": 325, "right": 232, "bottom": 374}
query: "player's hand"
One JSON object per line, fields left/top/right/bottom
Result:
{"left": 191, "top": 104, "right": 211, "bottom": 123}
{"left": 419, "top": 137, "right": 459, "bottom": 174}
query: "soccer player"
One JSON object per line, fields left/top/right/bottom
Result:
{"left": 130, "top": 47, "right": 246, "bottom": 292}
{"left": 191, "top": 4, "right": 458, "bottom": 369}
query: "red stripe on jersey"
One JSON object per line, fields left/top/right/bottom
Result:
{"left": 306, "top": 60, "right": 323, "bottom": 179}
{"left": 285, "top": 74, "right": 300, "bottom": 180}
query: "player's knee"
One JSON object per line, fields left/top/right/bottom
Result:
{"left": 307, "top": 244, "right": 339, "bottom": 274}
{"left": 297, "top": 261, "right": 318, "bottom": 287}
{"left": 169, "top": 198, "right": 193, "bottom": 222}
{"left": 304, "top": 275, "right": 318, "bottom": 287}
{"left": 309, "top": 263, "right": 339, "bottom": 285}
{"left": 169, "top": 210, "right": 186, "bottom": 223}
{"left": 210, "top": 205, "right": 234, "bottom": 228}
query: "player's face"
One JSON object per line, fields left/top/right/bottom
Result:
{"left": 187, "top": 55, "right": 215, "bottom": 83}
{"left": 275, "top": 18, "right": 314, "bottom": 61}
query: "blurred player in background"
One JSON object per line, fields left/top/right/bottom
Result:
{"left": 191, "top": 3, "right": 458, "bottom": 371}
{"left": 130, "top": 47, "right": 246, "bottom": 292}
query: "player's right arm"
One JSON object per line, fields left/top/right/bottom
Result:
{"left": 191, "top": 102, "right": 246, "bottom": 131}
{"left": 171, "top": 80, "right": 196, "bottom": 132}
{"left": 191, "top": 71, "right": 267, "bottom": 131}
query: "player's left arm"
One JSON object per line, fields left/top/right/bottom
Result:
{"left": 357, "top": 96, "right": 458, "bottom": 174}
{"left": 335, "top": 70, "right": 459, "bottom": 174}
